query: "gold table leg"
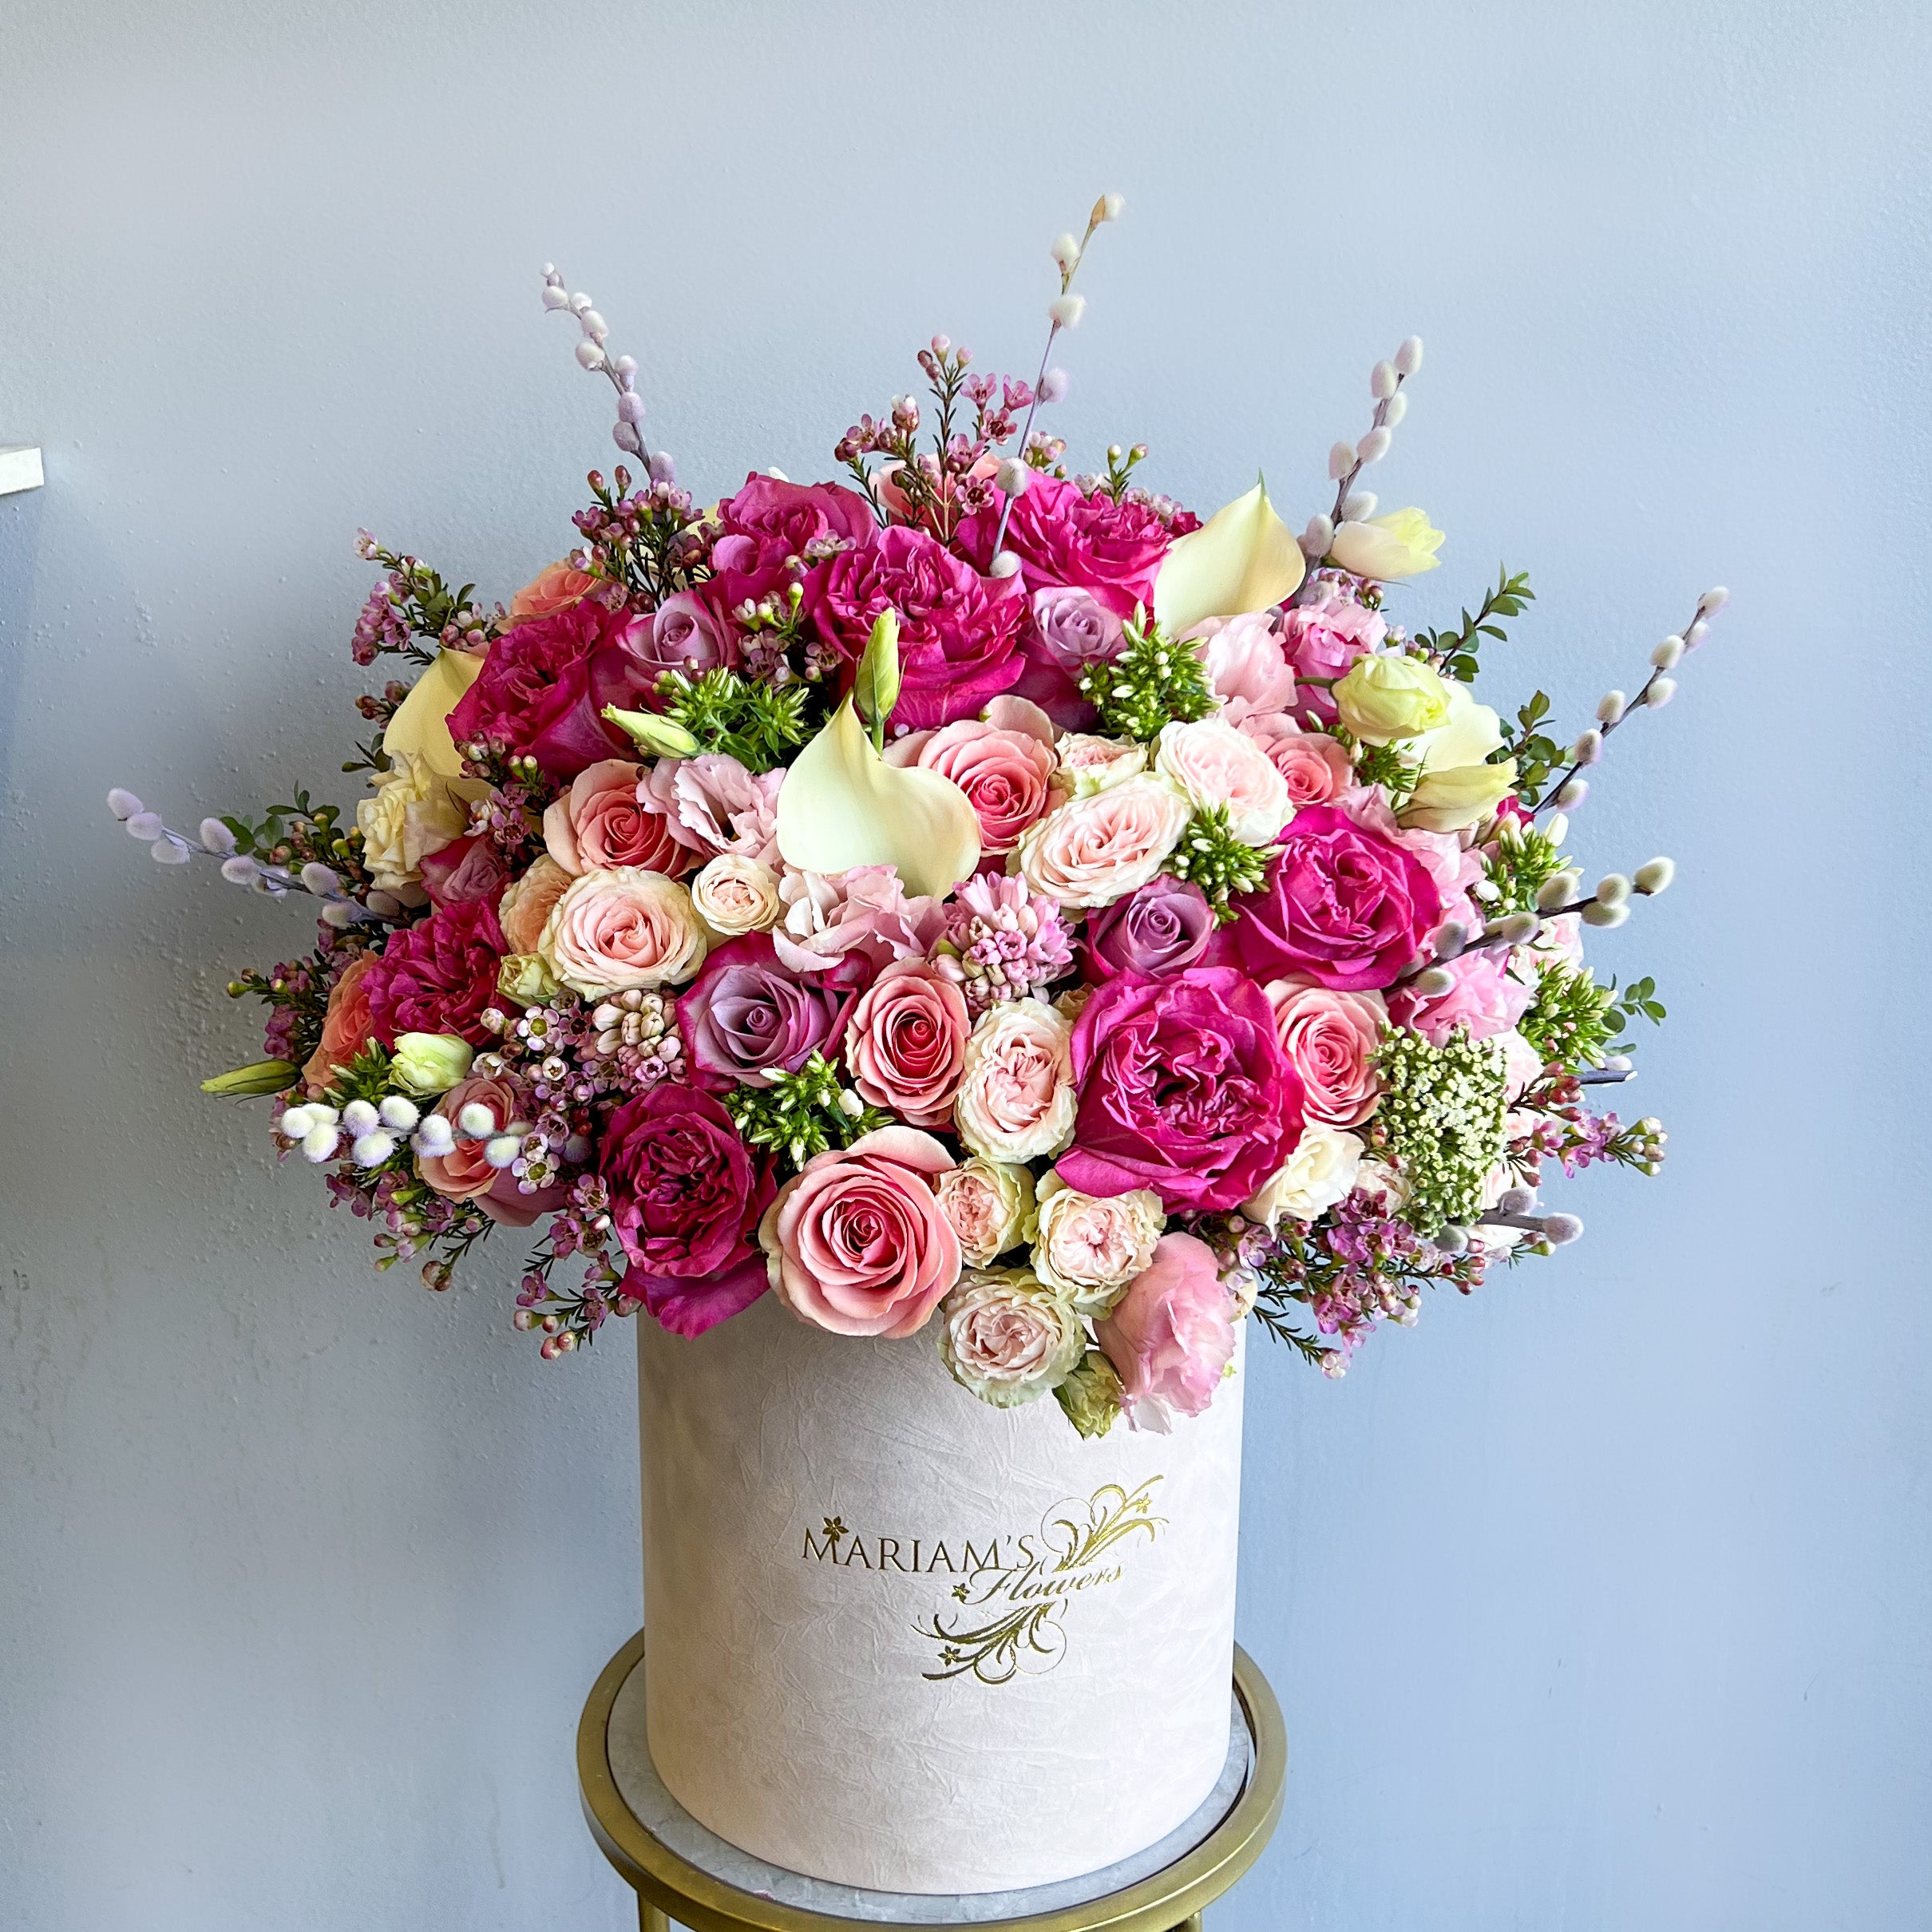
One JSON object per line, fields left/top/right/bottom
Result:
{"left": 639, "top": 1898, "right": 673, "bottom": 1932}
{"left": 1171, "top": 1915, "right": 1204, "bottom": 1932}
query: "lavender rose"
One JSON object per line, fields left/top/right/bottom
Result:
{"left": 1083, "top": 877, "right": 1216, "bottom": 981}
{"left": 676, "top": 933, "right": 852, "bottom": 1091}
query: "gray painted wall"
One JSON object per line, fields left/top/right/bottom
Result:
{"left": 3, "top": 2, "right": 1927, "bottom": 1926}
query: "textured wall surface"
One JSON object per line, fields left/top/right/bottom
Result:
{"left": 2, "top": 3, "right": 1928, "bottom": 1927}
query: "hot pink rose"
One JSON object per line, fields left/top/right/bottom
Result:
{"left": 1266, "top": 982, "right": 1385, "bottom": 1129}
{"left": 842, "top": 958, "right": 971, "bottom": 1127}
{"left": 759, "top": 1126, "right": 963, "bottom": 1338}
{"left": 707, "top": 473, "right": 877, "bottom": 612}
{"left": 1223, "top": 803, "right": 1441, "bottom": 992}
{"left": 507, "top": 561, "right": 596, "bottom": 626}
{"left": 543, "top": 758, "right": 691, "bottom": 877}
{"left": 811, "top": 525, "right": 1024, "bottom": 728}
{"left": 1387, "top": 950, "right": 1535, "bottom": 1045}
{"left": 1095, "top": 1233, "right": 1237, "bottom": 1432}
{"left": 960, "top": 474, "right": 1179, "bottom": 617}
{"left": 1237, "top": 713, "right": 1353, "bottom": 806}
{"left": 1342, "top": 786, "right": 1485, "bottom": 931}
{"left": 885, "top": 699, "right": 1056, "bottom": 855}
{"left": 1280, "top": 595, "right": 1387, "bottom": 722}
{"left": 302, "top": 951, "right": 378, "bottom": 1095}
{"left": 1188, "top": 612, "right": 1297, "bottom": 715}
{"left": 419, "top": 1074, "right": 570, "bottom": 1226}
{"left": 362, "top": 898, "right": 507, "bottom": 1045}
{"left": 639, "top": 754, "right": 782, "bottom": 865}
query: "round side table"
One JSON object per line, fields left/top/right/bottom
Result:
{"left": 578, "top": 1629, "right": 1285, "bottom": 1932}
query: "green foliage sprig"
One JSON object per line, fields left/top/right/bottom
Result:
{"left": 1162, "top": 805, "right": 1269, "bottom": 920}
{"left": 722, "top": 1054, "right": 893, "bottom": 1177}
{"left": 1518, "top": 962, "right": 1665, "bottom": 1070}
{"left": 655, "top": 667, "right": 816, "bottom": 774}
{"left": 1078, "top": 610, "right": 1216, "bottom": 742}
{"left": 1483, "top": 817, "right": 1572, "bottom": 914}
{"left": 1418, "top": 565, "right": 1534, "bottom": 683}
{"left": 1499, "top": 690, "right": 1565, "bottom": 807}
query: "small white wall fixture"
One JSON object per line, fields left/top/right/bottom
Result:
{"left": 1, "top": 445, "right": 46, "bottom": 495}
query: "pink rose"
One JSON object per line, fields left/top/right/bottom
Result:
{"left": 885, "top": 699, "right": 1056, "bottom": 855}
{"left": 1015, "top": 777, "right": 1191, "bottom": 909}
{"left": 1223, "top": 803, "right": 1442, "bottom": 992}
{"left": 1029, "top": 584, "right": 1124, "bottom": 672}
{"left": 810, "top": 525, "right": 1025, "bottom": 729}
{"left": 1154, "top": 716, "right": 1292, "bottom": 844}
{"left": 538, "top": 869, "right": 708, "bottom": 997}
{"left": 1237, "top": 713, "right": 1353, "bottom": 806}
{"left": 759, "top": 1126, "right": 963, "bottom": 1338}
{"left": 1279, "top": 594, "right": 1387, "bottom": 722}
{"left": 1343, "top": 786, "right": 1485, "bottom": 931}
{"left": 953, "top": 1000, "right": 1078, "bottom": 1162}
{"left": 497, "top": 856, "right": 572, "bottom": 955}
{"left": 842, "top": 957, "right": 971, "bottom": 1127}
{"left": 1188, "top": 612, "right": 1297, "bottom": 715}
{"left": 1266, "top": 982, "right": 1386, "bottom": 1129}
{"left": 638, "top": 591, "right": 732, "bottom": 679}
{"left": 639, "top": 754, "right": 782, "bottom": 865}
{"left": 302, "top": 951, "right": 378, "bottom": 1096}
{"left": 707, "top": 473, "right": 876, "bottom": 613}
{"left": 418, "top": 1074, "right": 569, "bottom": 1226}
{"left": 1095, "top": 1233, "right": 1237, "bottom": 1432}
{"left": 773, "top": 866, "right": 945, "bottom": 976}
{"left": 1386, "top": 950, "right": 1535, "bottom": 1046}
{"left": 507, "top": 560, "right": 596, "bottom": 626}
{"left": 543, "top": 758, "right": 692, "bottom": 877}
{"left": 418, "top": 835, "right": 509, "bottom": 909}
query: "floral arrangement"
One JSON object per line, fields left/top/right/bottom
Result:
{"left": 111, "top": 197, "right": 1723, "bottom": 1436}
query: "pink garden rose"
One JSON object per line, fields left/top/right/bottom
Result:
{"left": 1279, "top": 594, "right": 1388, "bottom": 721}
{"left": 1154, "top": 716, "right": 1292, "bottom": 843}
{"left": 543, "top": 758, "right": 692, "bottom": 877}
{"left": 418, "top": 834, "right": 509, "bottom": 909}
{"left": 497, "top": 855, "right": 572, "bottom": 955}
{"left": 773, "top": 866, "right": 945, "bottom": 976}
{"left": 842, "top": 957, "right": 971, "bottom": 1127}
{"left": 1095, "top": 1233, "right": 1237, "bottom": 1433}
{"left": 885, "top": 699, "right": 1056, "bottom": 855}
{"left": 639, "top": 754, "right": 782, "bottom": 865}
{"left": 811, "top": 525, "right": 1024, "bottom": 727}
{"left": 707, "top": 473, "right": 876, "bottom": 613}
{"left": 1266, "top": 982, "right": 1386, "bottom": 1129}
{"left": 960, "top": 473, "right": 1180, "bottom": 617}
{"left": 1188, "top": 612, "right": 1297, "bottom": 715}
{"left": 1015, "top": 777, "right": 1191, "bottom": 909}
{"left": 759, "top": 1126, "right": 963, "bottom": 1338}
{"left": 1223, "top": 803, "right": 1442, "bottom": 993}
{"left": 302, "top": 951, "right": 378, "bottom": 1095}
{"left": 1061, "top": 966, "right": 1303, "bottom": 1213}
{"left": 538, "top": 868, "right": 708, "bottom": 997}
{"left": 953, "top": 999, "right": 1078, "bottom": 1162}
{"left": 506, "top": 560, "right": 596, "bottom": 626}
{"left": 419, "top": 1073, "right": 570, "bottom": 1226}
{"left": 1387, "top": 949, "right": 1536, "bottom": 1045}
{"left": 1237, "top": 713, "right": 1353, "bottom": 806}
{"left": 362, "top": 897, "right": 507, "bottom": 1046}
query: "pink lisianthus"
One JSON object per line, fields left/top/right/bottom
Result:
{"left": 543, "top": 758, "right": 692, "bottom": 877}
{"left": 639, "top": 754, "right": 782, "bottom": 865}
{"left": 1280, "top": 595, "right": 1388, "bottom": 723}
{"left": 759, "top": 1126, "right": 963, "bottom": 1338}
{"left": 362, "top": 897, "right": 508, "bottom": 1045}
{"left": 1187, "top": 612, "right": 1297, "bottom": 716}
{"left": 959, "top": 473, "right": 1175, "bottom": 617}
{"left": 419, "top": 1074, "right": 570, "bottom": 1227}
{"left": 772, "top": 865, "right": 945, "bottom": 977}
{"left": 1266, "top": 981, "right": 1386, "bottom": 1128}
{"left": 810, "top": 525, "right": 1024, "bottom": 728}
{"left": 841, "top": 957, "right": 972, "bottom": 1127}
{"left": 1387, "top": 949, "right": 1535, "bottom": 1045}
{"left": 1237, "top": 712, "right": 1353, "bottom": 807}
{"left": 446, "top": 599, "right": 663, "bottom": 780}
{"left": 885, "top": 699, "right": 1056, "bottom": 855}
{"left": 707, "top": 473, "right": 877, "bottom": 614}
{"left": 1095, "top": 1233, "right": 1237, "bottom": 1433}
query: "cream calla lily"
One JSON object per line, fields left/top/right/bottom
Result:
{"left": 774, "top": 696, "right": 982, "bottom": 898}
{"left": 1328, "top": 507, "right": 1444, "bottom": 580}
{"left": 1152, "top": 477, "right": 1305, "bottom": 636}
{"left": 382, "top": 647, "right": 485, "bottom": 779}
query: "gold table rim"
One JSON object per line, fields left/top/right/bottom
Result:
{"left": 578, "top": 1627, "right": 1286, "bottom": 1932}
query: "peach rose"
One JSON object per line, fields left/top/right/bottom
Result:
{"left": 1238, "top": 712, "right": 1353, "bottom": 806}
{"left": 933, "top": 1158, "right": 1038, "bottom": 1267}
{"left": 497, "top": 856, "right": 572, "bottom": 955}
{"left": 1187, "top": 611, "right": 1297, "bottom": 715}
{"left": 1014, "top": 776, "right": 1190, "bottom": 909}
{"left": 689, "top": 854, "right": 783, "bottom": 936}
{"left": 1030, "top": 1171, "right": 1165, "bottom": 1316}
{"left": 954, "top": 999, "right": 1077, "bottom": 1162}
{"left": 887, "top": 703, "right": 1056, "bottom": 855}
{"left": 1154, "top": 716, "right": 1292, "bottom": 844}
{"left": 542, "top": 758, "right": 691, "bottom": 877}
{"left": 302, "top": 952, "right": 378, "bottom": 1096}
{"left": 758, "top": 1126, "right": 962, "bottom": 1337}
{"left": 842, "top": 957, "right": 971, "bottom": 1128}
{"left": 507, "top": 560, "right": 596, "bottom": 625}
{"left": 1265, "top": 981, "right": 1386, "bottom": 1129}
{"left": 538, "top": 867, "right": 708, "bottom": 997}
{"left": 417, "top": 1073, "right": 568, "bottom": 1226}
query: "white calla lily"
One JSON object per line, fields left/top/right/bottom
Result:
{"left": 1152, "top": 477, "right": 1305, "bottom": 636}
{"left": 383, "top": 647, "right": 485, "bottom": 779}
{"left": 774, "top": 696, "right": 982, "bottom": 898}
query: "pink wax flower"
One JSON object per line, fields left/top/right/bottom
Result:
{"left": 1095, "top": 1233, "right": 1237, "bottom": 1433}
{"left": 1266, "top": 982, "right": 1386, "bottom": 1129}
{"left": 420, "top": 1073, "right": 570, "bottom": 1227}
{"left": 810, "top": 525, "right": 1024, "bottom": 728}
{"left": 842, "top": 957, "right": 972, "bottom": 1127}
{"left": 1237, "top": 713, "right": 1353, "bottom": 806}
{"left": 707, "top": 473, "right": 876, "bottom": 613}
{"left": 506, "top": 560, "right": 596, "bottom": 627}
{"left": 885, "top": 699, "right": 1056, "bottom": 855}
{"left": 302, "top": 950, "right": 379, "bottom": 1095}
{"left": 960, "top": 473, "right": 1173, "bottom": 618}
{"left": 773, "top": 865, "right": 945, "bottom": 977}
{"left": 600, "top": 1083, "right": 772, "bottom": 1337}
{"left": 1224, "top": 803, "right": 1442, "bottom": 993}
{"left": 362, "top": 897, "right": 508, "bottom": 1046}
{"left": 1387, "top": 949, "right": 1535, "bottom": 1045}
{"left": 639, "top": 754, "right": 782, "bottom": 865}
{"left": 1188, "top": 612, "right": 1297, "bottom": 715}
{"left": 1280, "top": 596, "right": 1388, "bottom": 722}
{"left": 1061, "top": 965, "right": 1303, "bottom": 1213}
{"left": 759, "top": 1126, "right": 963, "bottom": 1338}
{"left": 543, "top": 758, "right": 692, "bottom": 877}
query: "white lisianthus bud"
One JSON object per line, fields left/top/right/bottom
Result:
{"left": 1595, "top": 873, "right": 1632, "bottom": 907}
{"left": 1050, "top": 232, "right": 1081, "bottom": 271}
{"left": 994, "top": 457, "right": 1030, "bottom": 497}
{"left": 1696, "top": 586, "right": 1728, "bottom": 616}
{"left": 1571, "top": 728, "right": 1604, "bottom": 765}
{"left": 1339, "top": 490, "right": 1376, "bottom": 522}
{"left": 1380, "top": 391, "right": 1407, "bottom": 427}
{"left": 1650, "top": 635, "right": 1684, "bottom": 670}
{"left": 456, "top": 1103, "right": 496, "bottom": 1137}
{"left": 378, "top": 1095, "right": 421, "bottom": 1130}
{"left": 1047, "top": 294, "right": 1086, "bottom": 329}
{"left": 1370, "top": 359, "right": 1398, "bottom": 399}
{"left": 1534, "top": 871, "right": 1581, "bottom": 912}
{"left": 1487, "top": 909, "right": 1539, "bottom": 945}
{"left": 484, "top": 1134, "right": 521, "bottom": 1169}
{"left": 301, "top": 1125, "right": 340, "bottom": 1163}
{"left": 1327, "top": 441, "right": 1355, "bottom": 481}
{"left": 341, "top": 1099, "right": 380, "bottom": 1136}
{"left": 1644, "top": 677, "right": 1677, "bottom": 707}
{"left": 1580, "top": 901, "right": 1629, "bottom": 928}
{"left": 198, "top": 818, "right": 237, "bottom": 853}
{"left": 351, "top": 1131, "right": 397, "bottom": 1168}
{"left": 1542, "top": 1212, "right": 1584, "bottom": 1245}
{"left": 1394, "top": 335, "right": 1424, "bottom": 376}
{"left": 1633, "top": 857, "right": 1675, "bottom": 895}
{"left": 574, "top": 339, "right": 604, "bottom": 370}
{"left": 1555, "top": 778, "right": 1588, "bottom": 809}
{"left": 1301, "top": 513, "right": 1335, "bottom": 556}
{"left": 1411, "top": 965, "right": 1457, "bottom": 997}
{"left": 1356, "top": 426, "right": 1392, "bottom": 465}
{"left": 1596, "top": 691, "right": 1627, "bottom": 724}
{"left": 279, "top": 1107, "right": 315, "bottom": 1140}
